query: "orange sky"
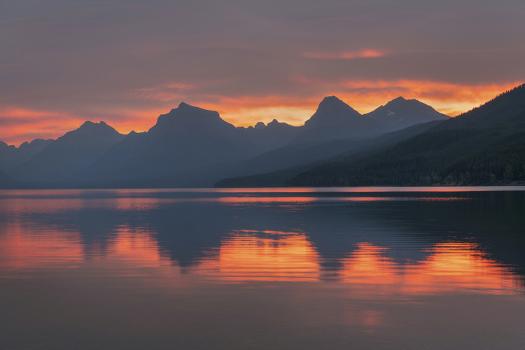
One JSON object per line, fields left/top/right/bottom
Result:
{"left": 1, "top": 80, "right": 521, "bottom": 146}
{"left": 2, "top": 1, "right": 524, "bottom": 146}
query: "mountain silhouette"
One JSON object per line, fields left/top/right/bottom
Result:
{"left": 0, "top": 92, "right": 487, "bottom": 188}
{"left": 0, "top": 139, "right": 52, "bottom": 172}
{"left": 368, "top": 96, "right": 447, "bottom": 132}
{"left": 288, "top": 84, "right": 525, "bottom": 186}
{"left": 12, "top": 121, "right": 124, "bottom": 185}
{"left": 214, "top": 96, "right": 448, "bottom": 182}
{"left": 243, "top": 119, "right": 301, "bottom": 151}
{"left": 294, "top": 96, "right": 373, "bottom": 143}
{"left": 18, "top": 138, "right": 53, "bottom": 159}
{"left": 305, "top": 96, "right": 362, "bottom": 128}
{"left": 151, "top": 102, "right": 236, "bottom": 136}
{"left": 290, "top": 95, "right": 447, "bottom": 144}
{"left": 78, "top": 103, "right": 260, "bottom": 187}
{"left": 0, "top": 141, "right": 16, "bottom": 169}
{"left": 216, "top": 120, "right": 441, "bottom": 187}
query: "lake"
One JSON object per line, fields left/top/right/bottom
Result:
{"left": 1, "top": 187, "right": 525, "bottom": 349}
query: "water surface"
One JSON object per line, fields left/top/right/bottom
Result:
{"left": 1, "top": 188, "right": 525, "bottom": 349}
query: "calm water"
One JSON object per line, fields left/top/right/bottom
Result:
{"left": 1, "top": 187, "right": 525, "bottom": 350}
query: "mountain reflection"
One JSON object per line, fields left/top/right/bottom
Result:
{"left": 1, "top": 225, "right": 522, "bottom": 296}
{"left": 104, "top": 228, "right": 171, "bottom": 268}
{"left": 0, "top": 189, "right": 524, "bottom": 297}
{"left": 340, "top": 242, "right": 520, "bottom": 296}
{"left": 195, "top": 230, "right": 320, "bottom": 282}
{"left": 192, "top": 232, "right": 521, "bottom": 294}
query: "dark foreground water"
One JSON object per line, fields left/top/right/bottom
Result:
{"left": 1, "top": 187, "right": 525, "bottom": 350}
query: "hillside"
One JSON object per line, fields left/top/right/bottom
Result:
{"left": 217, "top": 84, "right": 525, "bottom": 187}
{"left": 290, "top": 84, "right": 525, "bottom": 186}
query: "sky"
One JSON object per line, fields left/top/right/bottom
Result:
{"left": 1, "top": 0, "right": 524, "bottom": 145}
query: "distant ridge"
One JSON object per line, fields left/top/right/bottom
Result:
{"left": 12, "top": 121, "right": 124, "bottom": 184}
{"left": 9, "top": 86, "right": 525, "bottom": 188}
{"left": 289, "top": 84, "right": 525, "bottom": 186}
{"left": 367, "top": 96, "right": 447, "bottom": 132}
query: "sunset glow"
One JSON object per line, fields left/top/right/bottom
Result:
{"left": 302, "top": 49, "right": 388, "bottom": 60}
{"left": 1, "top": 0, "right": 524, "bottom": 147}
{"left": 2, "top": 1, "right": 525, "bottom": 348}
{"left": 196, "top": 232, "right": 321, "bottom": 283}
{"left": 340, "top": 242, "right": 521, "bottom": 296}
{"left": 0, "top": 223, "right": 83, "bottom": 270}
{"left": 1, "top": 218, "right": 522, "bottom": 296}
{"left": 0, "top": 80, "right": 521, "bottom": 145}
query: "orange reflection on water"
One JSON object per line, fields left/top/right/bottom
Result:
{"left": 0, "top": 223, "right": 179, "bottom": 279}
{"left": 196, "top": 231, "right": 320, "bottom": 282}
{"left": 0, "top": 198, "right": 88, "bottom": 214}
{"left": 237, "top": 229, "right": 304, "bottom": 235}
{"left": 191, "top": 236, "right": 522, "bottom": 294}
{"left": 103, "top": 228, "right": 171, "bottom": 268}
{"left": 340, "top": 242, "right": 521, "bottom": 296}
{"left": 1, "top": 218, "right": 522, "bottom": 297}
{"left": 217, "top": 196, "right": 317, "bottom": 204}
{"left": 0, "top": 223, "right": 83, "bottom": 270}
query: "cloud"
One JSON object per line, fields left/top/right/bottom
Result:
{"left": 335, "top": 80, "right": 524, "bottom": 115}
{"left": 0, "top": 106, "right": 84, "bottom": 144}
{"left": 303, "top": 49, "right": 387, "bottom": 61}
{"left": 0, "top": 0, "right": 524, "bottom": 144}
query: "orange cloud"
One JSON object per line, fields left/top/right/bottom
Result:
{"left": 0, "top": 106, "right": 86, "bottom": 144}
{"left": 0, "top": 105, "right": 165, "bottom": 145}
{"left": 133, "top": 81, "right": 197, "bottom": 102}
{"left": 336, "top": 80, "right": 523, "bottom": 115}
{"left": 303, "top": 49, "right": 387, "bottom": 60}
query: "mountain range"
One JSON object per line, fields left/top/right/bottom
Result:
{"left": 2, "top": 86, "right": 523, "bottom": 188}
{"left": 220, "top": 84, "right": 525, "bottom": 187}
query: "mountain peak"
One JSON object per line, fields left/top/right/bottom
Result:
{"left": 151, "top": 103, "right": 234, "bottom": 134}
{"left": 316, "top": 96, "right": 360, "bottom": 114}
{"left": 305, "top": 96, "right": 361, "bottom": 128}
{"left": 318, "top": 95, "right": 349, "bottom": 108}
{"left": 78, "top": 120, "right": 114, "bottom": 131}
{"left": 158, "top": 102, "right": 216, "bottom": 117}
{"left": 62, "top": 121, "right": 122, "bottom": 141}
{"left": 366, "top": 97, "right": 447, "bottom": 129}
{"left": 321, "top": 95, "right": 340, "bottom": 101}
{"left": 388, "top": 96, "right": 407, "bottom": 104}
{"left": 177, "top": 101, "right": 207, "bottom": 111}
